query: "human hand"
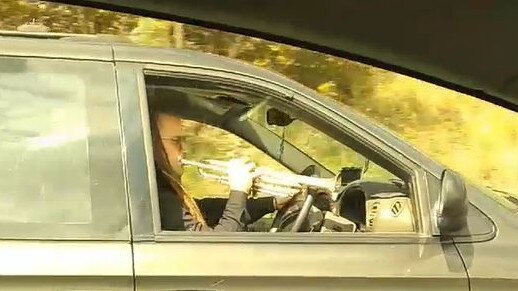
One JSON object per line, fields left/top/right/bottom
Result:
{"left": 273, "top": 193, "right": 299, "bottom": 210}
{"left": 227, "top": 158, "right": 256, "bottom": 193}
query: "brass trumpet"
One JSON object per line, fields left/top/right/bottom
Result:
{"left": 180, "top": 158, "right": 338, "bottom": 197}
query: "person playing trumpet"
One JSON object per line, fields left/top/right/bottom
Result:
{"left": 151, "top": 109, "right": 294, "bottom": 231}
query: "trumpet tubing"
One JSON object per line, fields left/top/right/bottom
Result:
{"left": 181, "top": 158, "right": 337, "bottom": 197}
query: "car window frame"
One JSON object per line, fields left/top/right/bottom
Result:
{"left": 121, "top": 61, "right": 434, "bottom": 243}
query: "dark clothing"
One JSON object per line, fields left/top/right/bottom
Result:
{"left": 196, "top": 196, "right": 276, "bottom": 229}
{"left": 156, "top": 171, "right": 275, "bottom": 231}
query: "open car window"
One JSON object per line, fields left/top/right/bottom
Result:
{"left": 144, "top": 72, "right": 417, "bottom": 234}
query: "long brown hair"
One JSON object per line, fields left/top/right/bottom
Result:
{"left": 150, "top": 112, "right": 207, "bottom": 228}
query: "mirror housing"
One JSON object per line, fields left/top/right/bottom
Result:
{"left": 266, "top": 108, "right": 295, "bottom": 126}
{"left": 436, "top": 170, "right": 469, "bottom": 234}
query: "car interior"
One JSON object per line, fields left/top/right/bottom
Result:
{"left": 145, "top": 73, "right": 416, "bottom": 234}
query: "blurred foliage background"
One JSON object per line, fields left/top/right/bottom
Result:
{"left": 1, "top": 0, "right": 517, "bottom": 210}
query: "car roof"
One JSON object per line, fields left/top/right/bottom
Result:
{"left": 54, "top": 0, "right": 518, "bottom": 113}
{"left": 0, "top": 32, "right": 300, "bottom": 83}
{"left": 0, "top": 32, "right": 113, "bottom": 60}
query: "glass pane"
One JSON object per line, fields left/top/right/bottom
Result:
{"left": 280, "top": 120, "right": 398, "bottom": 181}
{"left": 0, "top": 58, "right": 91, "bottom": 223}
{"left": 0, "top": 57, "right": 127, "bottom": 239}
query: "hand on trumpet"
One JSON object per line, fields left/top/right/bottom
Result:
{"left": 226, "top": 158, "right": 257, "bottom": 193}
{"left": 273, "top": 194, "right": 299, "bottom": 210}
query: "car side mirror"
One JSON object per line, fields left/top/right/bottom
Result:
{"left": 266, "top": 108, "right": 295, "bottom": 127}
{"left": 436, "top": 170, "right": 469, "bottom": 234}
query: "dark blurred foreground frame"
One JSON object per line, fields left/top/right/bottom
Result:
{"left": 53, "top": 0, "right": 518, "bottom": 112}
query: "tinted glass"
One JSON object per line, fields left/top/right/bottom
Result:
{"left": 0, "top": 57, "right": 128, "bottom": 239}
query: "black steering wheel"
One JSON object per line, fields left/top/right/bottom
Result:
{"left": 269, "top": 194, "right": 311, "bottom": 232}
{"left": 268, "top": 165, "right": 328, "bottom": 232}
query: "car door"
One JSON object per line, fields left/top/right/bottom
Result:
{"left": 116, "top": 60, "right": 469, "bottom": 291}
{"left": 0, "top": 50, "right": 133, "bottom": 290}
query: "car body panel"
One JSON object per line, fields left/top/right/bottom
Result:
{"left": 455, "top": 185, "right": 518, "bottom": 290}
{"left": 0, "top": 37, "right": 112, "bottom": 61}
{"left": 115, "top": 61, "right": 156, "bottom": 241}
{"left": 0, "top": 241, "right": 133, "bottom": 290}
{"left": 134, "top": 240, "right": 467, "bottom": 291}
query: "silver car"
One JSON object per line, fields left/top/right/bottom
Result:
{"left": 0, "top": 31, "right": 516, "bottom": 291}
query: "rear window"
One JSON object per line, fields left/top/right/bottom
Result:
{"left": 0, "top": 57, "right": 128, "bottom": 239}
